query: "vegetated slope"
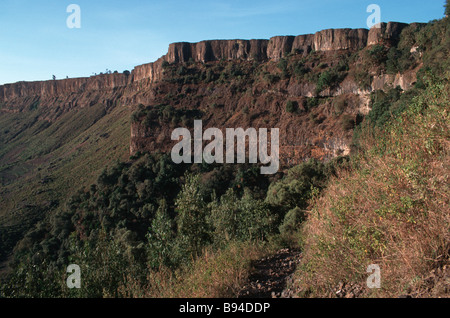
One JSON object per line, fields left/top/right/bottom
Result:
{"left": 0, "top": 141, "right": 344, "bottom": 297}
{"left": 0, "top": 17, "right": 446, "bottom": 298}
{"left": 292, "top": 17, "right": 449, "bottom": 298}
{"left": 294, "top": 72, "right": 449, "bottom": 298}
{"left": 0, "top": 101, "right": 130, "bottom": 269}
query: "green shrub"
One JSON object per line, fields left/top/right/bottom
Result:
{"left": 354, "top": 68, "right": 372, "bottom": 90}
{"left": 315, "top": 65, "right": 347, "bottom": 94}
{"left": 263, "top": 73, "right": 280, "bottom": 84}
{"left": 386, "top": 47, "right": 414, "bottom": 74}
{"left": 286, "top": 100, "right": 299, "bottom": 113}
{"left": 174, "top": 174, "right": 211, "bottom": 259}
{"left": 265, "top": 159, "right": 334, "bottom": 212}
{"left": 293, "top": 61, "right": 309, "bottom": 78}
{"left": 368, "top": 44, "right": 387, "bottom": 64}
{"left": 333, "top": 96, "right": 347, "bottom": 115}
{"left": 305, "top": 97, "right": 319, "bottom": 110}
{"left": 277, "top": 58, "right": 288, "bottom": 72}
{"left": 209, "top": 188, "right": 276, "bottom": 245}
{"left": 162, "top": 61, "right": 170, "bottom": 69}
{"left": 367, "top": 86, "right": 403, "bottom": 127}
{"left": 279, "top": 207, "right": 305, "bottom": 235}
{"left": 341, "top": 114, "right": 355, "bottom": 131}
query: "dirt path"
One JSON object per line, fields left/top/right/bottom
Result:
{"left": 238, "top": 248, "right": 301, "bottom": 298}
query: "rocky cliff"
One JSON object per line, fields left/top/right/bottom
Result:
{"left": 0, "top": 22, "right": 413, "bottom": 103}
{"left": 0, "top": 22, "right": 422, "bottom": 165}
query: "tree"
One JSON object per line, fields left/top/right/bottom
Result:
{"left": 147, "top": 199, "right": 175, "bottom": 269}
{"left": 265, "top": 159, "right": 329, "bottom": 211}
{"left": 52, "top": 75, "right": 56, "bottom": 80}
{"left": 445, "top": 0, "right": 450, "bottom": 16}
{"left": 209, "top": 188, "right": 275, "bottom": 244}
{"left": 174, "top": 174, "right": 210, "bottom": 258}
{"left": 279, "top": 207, "right": 305, "bottom": 236}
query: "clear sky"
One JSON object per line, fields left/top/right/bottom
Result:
{"left": 0, "top": 0, "right": 446, "bottom": 85}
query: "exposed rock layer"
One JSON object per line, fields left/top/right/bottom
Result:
{"left": 0, "top": 22, "right": 422, "bottom": 164}
{"left": 0, "top": 22, "right": 413, "bottom": 103}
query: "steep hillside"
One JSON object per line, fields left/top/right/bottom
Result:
{"left": 0, "top": 22, "right": 423, "bottom": 267}
{"left": 1, "top": 23, "right": 422, "bottom": 167}
{"left": 0, "top": 102, "right": 130, "bottom": 267}
{"left": 291, "top": 16, "right": 449, "bottom": 298}
{"left": 1, "top": 18, "right": 446, "bottom": 298}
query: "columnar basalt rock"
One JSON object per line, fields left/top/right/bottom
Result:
{"left": 0, "top": 73, "right": 129, "bottom": 102}
{"left": 267, "top": 36, "right": 295, "bottom": 61}
{"left": 291, "top": 34, "right": 315, "bottom": 55}
{"left": 313, "top": 28, "right": 369, "bottom": 52}
{"left": 167, "top": 39, "right": 269, "bottom": 63}
{"left": 0, "top": 22, "right": 416, "bottom": 106}
{"left": 367, "top": 22, "right": 409, "bottom": 45}
{"left": 0, "top": 22, "right": 424, "bottom": 166}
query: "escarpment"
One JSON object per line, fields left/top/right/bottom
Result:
{"left": 0, "top": 21, "right": 423, "bottom": 166}
{"left": 0, "top": 22, "right": 414, "bottom": 103}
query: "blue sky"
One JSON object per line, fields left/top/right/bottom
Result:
{"left": 0, "top": 0, "right": 446, "bottom": 85}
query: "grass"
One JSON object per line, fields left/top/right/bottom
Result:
{"left": 293, "top": 74, "right": 449, "bottom": 297}
{"left": 0, "top": 102, "right": 130, "bottom": 264}
{"left": 116, "top": 241, "right": 275, "bottom": 298}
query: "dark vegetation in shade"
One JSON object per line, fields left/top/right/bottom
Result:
{"left": 1, "top": 151, "right": 346, "bottom": 297}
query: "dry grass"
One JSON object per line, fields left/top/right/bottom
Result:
{"left": 116, "top": 241, "right": 273, "bottom": 298}
{"left": 294, "top": 76, "right": 449, "bottom": 297}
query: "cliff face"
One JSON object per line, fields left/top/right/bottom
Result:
{"left": 167, "top": 39, "right": 270, "bottom": 63}
{"left": 165, "top": 28, "right": 371, "bottom": 64}
{"left": 0, "top": 73, "right": 129, "bottom": 102}
{"left": 0, "top": 22, "right": 422, "bottom": 165}
{"left": 0, "top": 21, "right": 414, "bottom": 105}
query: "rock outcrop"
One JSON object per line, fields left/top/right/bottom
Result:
{"left": 0, "top": 21, "right": 426, "bottom": 169}
{"left": 0, "top": 21, "right": 415, "bottom": 104}
{"left": 367, "top": 22, "right": 412, "bottom": 45}
{"left": 167, "top": 39, "right": 270, "bottom": 63}
{"left": 0, "top": 73, "right": 129, "bottom": 103}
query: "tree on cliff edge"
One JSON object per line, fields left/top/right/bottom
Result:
{"left": 446, "top": 0, "right": 450, "bottom": 16}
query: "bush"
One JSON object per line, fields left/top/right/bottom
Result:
{"left": 386, "top": 47, "right": 414, "bottom": 74}
{"left": 263, "top": 73, "right": 280, "bottom": 84}
{"left": 367, "top": 86, "right": 403, "bottom": 127}
{"left": 293, "top": 61, "right": 309, "bottom": 78}
{"left": 277, "top": 58, "right": 288, "bottom": 72}
{"left": 174, "top": 174, "right": 211, "bottom": 259}
{"left": 368, "top": 44, "right": 387, "bottom": 64}
{"left": 279, "top": 207, "right": 305, "bottom": 235}
{"left": 209, "top": 188, "right": 276, "bottom": 245}
{"left": 315, "top": 71, "right": 333, "bottom": 93}
{"left": 176, "top": 65, "right": 188, "bottom": 76}
{"left": 333, "top": 96, "right": 347, "bottom": 115}
{"left": 315, "top": 65, "right": 347, "bottom": 94}
{"left": 162, "top": 61, "right": 170, "bottom": 69}
{"left": 341, "top": 114, "right": 355, "bottom": 131}
{"left": 265, "top": 159, "right": 333, "bottom": 212}
{"left": 305, "top": 97, "right": 319, "bottom": 110}
{"left": 286, "top": 100, "right": 299, "bottom": 113}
